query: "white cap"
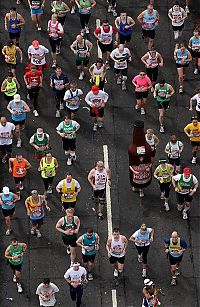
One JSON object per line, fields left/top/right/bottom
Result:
{"left": 144, "top": 279, "right": 154, "bottom": 286}
{"left": 3, "top": 187, "right": 9, "bottom": 194}
{"left": 14, "top": 94, "right": 20, "bottom": 102}
{"left": 72, "top": 262, "right": 80, "bottom": 267}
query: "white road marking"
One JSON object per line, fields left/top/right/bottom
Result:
{"left": 112, "top": 289, "right": 118, "bottom": 307}
{"left": 96, "top": 19, "right": 103, "bottom": 59}
{"left": 103, "top": 145, "right": 118, "bottom": 307}
{"left": 103, "top": 144, "right": 112, "bottom": 237}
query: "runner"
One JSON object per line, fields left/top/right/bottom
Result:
{"left": 132, "top": 72, "right": 152, "bottom": 115}
{"left": 145, "top": 128, "right": 159, "bottom": 163}
{"left": 36, "top": 278, "right": 59, "bottom": 307}
{"left": 107, "top": 0, "right": 117, "bottom": 17}
{"left": 75, "top": 0, "right": 96, "bottom": 36}
{"left": 85, "top": 85, "right": 109, "bottom": 131}
{"left": 56, "top": 172, "right": 81, "bottom": 209}
{"left": 50, "top": 65, "right": 69, "bottom": 118}
{"left": 64, "top": 262, "right": 87, "bottom": 307}
{"left": 141, "top": 49, "right": 163, "bottom": 90}
{"left": 4, "top": 7, "right": 25, "bottom": 46}
{"left": 129, "top": 224, "right": 154, "bottom": 278}
{"left": 94, "top": 20, "right": 119, "bottom": 68}
{"left": 137, "top": 4, "right": 160, "bottom": 51}
{"left": 0, "top": 117, "right": 15, "bottom": 163}
{"left": 38, "top": 152, "right": 59, "bottom": 197}
{"left": 28, "top": 0, "right": 45, "bottom": 31}
{"left": 64, "top": 81, "right": 83, "bottom": 119}
{"left": 28, "top": 40, "right": 49, "bottom": 72}
{"left": 25, "top": 190, "right": 50, "bottom": 237}
{"left": 70, "top": 35, "right": 93, "bottom": 80}
{"left": 2, "top": 39, "right": 23, "bottom": 76}
{"left": 106, "top": 228, "right": 128, "bottom": 278}
{"left": 142, "top": 279, "right": 164, "bottom": 307}
{"left": 154, "top": 159, "right": 174, "bottom": 211}
{"left": 88, "top": 160, "right": 111, "bottom": 219}
{"left": 24, "top": 65, "right": 43, "bottom": 117}
{"left": 47, "top": 14, "right": 64, "bottom": 68}
{"left": 76, "top": 228, "right": 100, "bottom": 280}
{"left": 165, "top": 135, "right": 184, "bottom": 173}
{"left": 115, "top": 11, "right": 135, "bottom": 45}
{"left": 7, "top": 94, "right": 30, "bottom": 148}
{"left": 168, "top": 1, "right": 187, "bottom": 40}
{"left": 4, "top": 238, "right": 27, "bottom": 293}
{"left": 29, "top": 128, "right": 50, "bottom": 160}
{"left": 56, "top": 115, "right": 80, "bottom": 165}
{"left": 164, "top": 231, "right": 187, "bottom": 285}
{"left": 110, "top": 43, "right": 132, "bottom": 91}
{"left": 89, "top": 58, "right": 107, "bottom": 90}
{"left": 51, "top": 0, "right": 70, "bottom": 26}
{"left": 172, "top": 167, "right": 198, "bottom": 219}
{"left": 56, "top": 208, "right": 80, "bottom": 265}
{"left": 184, "top": 116, "right": 200, "bottom": 163}
{"left": 0, "top": 187, "right": 18, "bottom": 235}
{"left": 1, "top": 72, "right": 20, "bottom": 103}
{"left": 9, "top": 153, "right": 31, "bottom": 199}
{"left": 153, "top": 79, "right": 175, "bottom": 132}
{"left": 189, "top": 88, "right": 200, "bottom": 119}
{"left": 188, "top": 29, "right": 200, "bottom": 75}
{"left": 174, "top": 43, "right": 192, "bottom": 94}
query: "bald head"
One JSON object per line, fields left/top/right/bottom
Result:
{"left": 1, "top": 117, "right": 7, "bottom": 126}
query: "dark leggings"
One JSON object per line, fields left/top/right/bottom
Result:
{"left": 28, "top": 87, "right": 40, "bottom": 110}
{"left": 53, "top": 90, "right": 65, "bottom": 110}
{"left": 70, "top": 285, "right": 83, "bottom": 307}
{"left": 79, "top": 13, "right": 91, "bottom": 29}
{"left": 159, "top": 182, "right": 171, "bottom": 198}
{"left": 42, "top": 177, "right": 54, "bottom": 191}
{"left": 58, "top": 15, "right": 66, "bottom": 26}
{"left": 135, "top": 245, "right": 150, "bottom": 264}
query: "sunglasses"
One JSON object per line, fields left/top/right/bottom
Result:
{"left": 140, "top": 74, "right": 145, "bottom": 76}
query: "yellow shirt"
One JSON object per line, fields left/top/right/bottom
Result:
{"left": 184, "top": 122, "right": 200, "bottom": 142}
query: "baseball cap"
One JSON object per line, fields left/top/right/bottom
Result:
{"left": 14, "top": 94, "right": 20, "bottom": 102}
{"left": 3, "top": 187, "right": 9, "bottom": 194}
{"left": 31, "top": 190, "right": 38, "bottom": 195}
{"left": 73, "top": 262, "right": 80, "bottom": 267}
{"left": 91, "top": 85, "right": 99, "bottom": 94}
{"left": 32, "top": 40, "right": 39, "bottom": 48}
{"left": 144, "top": 279, "right": 154, "bottom": 286}
{"left": 183, "top": 167, "right": 191, "bottom": 175}
{"left": 7, "top": 39, "right": 14, "bottom": 46}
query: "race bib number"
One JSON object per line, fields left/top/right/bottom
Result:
{"left": 32, "top": 57, "right": 42, "bottom": 65}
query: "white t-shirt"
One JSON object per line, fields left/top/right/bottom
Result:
{"left": 173, "top": 174, "right": 198, "bottom": 194}
{"left": 110, "top": 47, "right": 131, "bottom": 69}
{"left": 191, "top": 94, "right": 200, "bottom": 112}
{"left": 28, "top": 45, "right": 49, "bottom": 66}
{"left": 165, "top": 141, "right": 183, "bottom": 158}
{"left": 56, "top": 179, "right": 80, "bottom": 190}
{"left": 64, "top": 89, "right": 83, "bottom": 110}
{"left": 36, "top": 282, "right": 59, "bottom": 307}
{"left": 85, "top": 90, "right": 109, "bottom": 107}
{"left": 0, "top": 122, "right": 15, "bottom": 145}
{"left": 64, "top": 266, "right": 87, "bottom": 282}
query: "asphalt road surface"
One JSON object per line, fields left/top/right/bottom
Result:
{"left": 0, "top": 0, "right": 199, "bottom": 307}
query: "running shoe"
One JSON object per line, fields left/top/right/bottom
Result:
{"left": 182, "top": 211, "right": 188, "bottom": 220}
{"left": 160, "top": 126, "right": 164, "bottom": 133}
{"left": 6, "top": 228, "right": 11, "bottom": 236}
{"left": 88, "top": 273, "right": 94, "bottom": 281}
{"left": 164, "top": 203, "right": 170, "bottom": 212}
{"left": 191, "top": 157, "right": 197, "bottom": 164}
{"left": 194, "top": 68, "right": 198, "bottom": 75}
{"left": 33, "top": 110, "right": 39, "bottom": 117}
{"left": 36, "top": 230, "right": 42, "bottom": 238}
{"left": 56, "top": 110, "right": 60, "bottom": 118}
{"left": 114, "top": 269, "right": 118, "bottom": 278}
{"left": 67, "top": 158, "right": 72, "bottom": 166}
{"left": 140, "top": 108, "right": 145, "bottom": 115}
{"left": 17, "top": 283, "right": 23, "bottom": 293}
{"left": 171, "top": 278, "right": 176, "bottom": 286}
{"left": 138, "top": 254, "right": 143, "bottom": 263}
{"left": 16, "top": 139, "right": 22, "bottom": 148}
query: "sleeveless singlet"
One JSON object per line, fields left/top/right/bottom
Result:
{"left": 110, "top": 235, "right": 126, "bottom": 257}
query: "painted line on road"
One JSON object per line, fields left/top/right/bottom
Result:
{"left": 103, "top": 144, "right": 112, "bottom": 237}
{"left": 103, "top": 145, "right": 118, "bottom": 307}
{"left": 96, "top": 19, "right": 103, "bottom": 59}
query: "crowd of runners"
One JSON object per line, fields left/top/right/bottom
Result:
{"left": 0, "top": 0, "right": 199, "bottom": 306}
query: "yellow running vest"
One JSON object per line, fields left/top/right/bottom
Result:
{"left": 61, "top": 179, "right": 76, "bottom": 202}
{"left": 41, "top": 157, "right": 56, "bottom": 178}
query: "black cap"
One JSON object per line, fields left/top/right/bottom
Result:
{"left": 133, "top": 120, "right": 144, "bottom": 128}
{"left": 7, "top": 39, "right": 13, "bottom": 46}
